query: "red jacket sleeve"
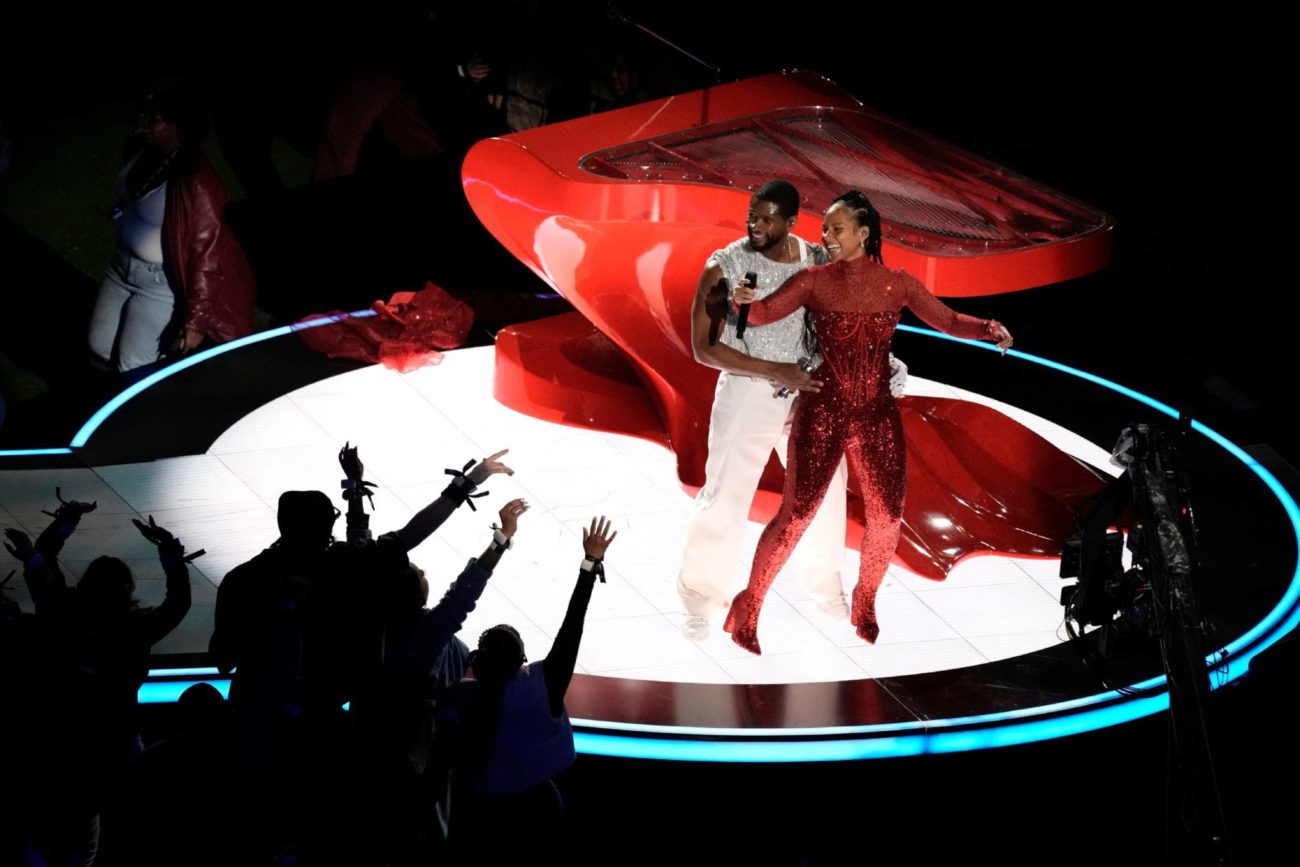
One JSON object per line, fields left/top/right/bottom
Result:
{"left": 163, "top": 154, "right": 256, "bottom": 344}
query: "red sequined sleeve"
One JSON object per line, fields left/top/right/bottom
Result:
{"left": 747, "top": 267, "right": 816, "bottom": 326}
{"left": 901, "top": 270, "right": 990, "bottom": 340}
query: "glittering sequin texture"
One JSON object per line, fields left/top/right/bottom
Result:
{"left": 725, "top": 256, "right": 992, "bottom": 652}
{"left": 710, "top": 237, "right": 826, "bottom": 364}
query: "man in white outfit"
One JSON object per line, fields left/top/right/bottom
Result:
{"left": 677, "top": 180, "right": 905, "bottom": 640}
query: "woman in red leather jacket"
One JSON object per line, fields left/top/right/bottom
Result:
{"left": 89, "top": 82, "right": 255, "bottom": 373}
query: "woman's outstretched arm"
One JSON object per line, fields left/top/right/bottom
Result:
{"left": 904, "top": 274, "right": 1013, "bottom": 350}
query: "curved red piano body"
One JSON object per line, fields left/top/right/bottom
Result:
{"left": 469, "top": 71, "right": 1113, "bottom": 578}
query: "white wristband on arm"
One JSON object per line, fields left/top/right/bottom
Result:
{"left": 580, "top": 556, "right": 606, "bottom": 582}
{"left": 490, "top": 527, "right": 513, "bottom": 551}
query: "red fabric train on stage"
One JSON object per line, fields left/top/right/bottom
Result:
{"left": 462, "top": 71, "right": 1115, "bottom": 579}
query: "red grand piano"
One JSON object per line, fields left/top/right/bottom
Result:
{"left": 463, "top": 70, "right": 1113, "bottom": 578}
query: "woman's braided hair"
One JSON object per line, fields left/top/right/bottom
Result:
{"left": 829, "top": 189, "right": 884, "bottom": 264}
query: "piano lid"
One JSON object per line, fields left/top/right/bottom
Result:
{"left": 578, "top": 105, "right": 1109, "bottom": 259}
{"left": 465, "top": 71, "right": 1111, "bottom": 297}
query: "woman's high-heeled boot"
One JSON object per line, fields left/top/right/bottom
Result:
{"left": 851, "top": 582, "right": 880, "bottom": 644}
{"left": 723, "top": 588, "right": 763, "bottom": 655}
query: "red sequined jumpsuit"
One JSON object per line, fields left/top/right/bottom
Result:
{"left": 724, "top": 255, "right": 996, "bottom": 653}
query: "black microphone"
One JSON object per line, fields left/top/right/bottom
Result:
{"left": 735, "top": 271, "right": 757, "bottom": 339}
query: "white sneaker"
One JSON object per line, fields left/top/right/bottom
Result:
{"left": 817, "top": 593, "right": 850, "bottom": 621}
{"left": 680, "top": 614, "right": 710, "bottom": 640}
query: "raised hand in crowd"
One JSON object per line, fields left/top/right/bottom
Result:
{"left": 24, "top": 488, "right": 100, "bottom": 568}
{"left": 43, "top": 487, "right": 98, "bottom": 523}
{"left": 132, "top": 515, "right": 181, "bottom": 551}
{"left": 395, "top": 447, "right": 516, "bottom": 552}
{"left": 497, "top": 497, "right": 528, "bottom": 539}
{"left": 3, "top": 528, "right": 35, "bottom": 563}
{"left": 582, "top": 515, "right": 618, "bottom": 561}
{"left": 477, "top": 498, "right": 528, "bottom": 573}
{"left": 467, "top": 448, "right": 515, "bottom": 485}
{"left": 338, "top": 441, "right": 374, "bottom": 490}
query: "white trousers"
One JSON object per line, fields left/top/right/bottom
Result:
{"left": 678, "top": 372, "right": 847, "bottom": 617}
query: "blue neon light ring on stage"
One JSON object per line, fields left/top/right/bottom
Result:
{"left": 69, "top": 310, "right": 378, "bottom": 448}
{"left": 0, "top": 311, "right": 376, "bottom": 458}
{"left": 7, "top": 315, "right": 1296, "bottom": 761}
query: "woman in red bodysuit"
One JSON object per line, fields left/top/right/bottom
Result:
{"left": 725, "top": 190, "right": 1014, "bottom": 654}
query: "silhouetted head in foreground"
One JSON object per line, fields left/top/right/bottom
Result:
{"left": 78, "top": 556, "right": 137, "bottom": 613}
{"left": 470, "top": 624, "right": 526, "bottom": 683}
{"left": 276, "top": 490, "right": 338, "bottom": 553}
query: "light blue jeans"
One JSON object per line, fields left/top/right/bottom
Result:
{"left": 88, "top": 247, "right": 179, "bottom": 373}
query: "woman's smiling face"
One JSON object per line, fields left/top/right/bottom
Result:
{"left": 822, "top": 203, "right": 869, "bottom": 262}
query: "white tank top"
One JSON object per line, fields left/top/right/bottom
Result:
{"left": 114, "top": 154, "right": 167, "bottom": 264}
